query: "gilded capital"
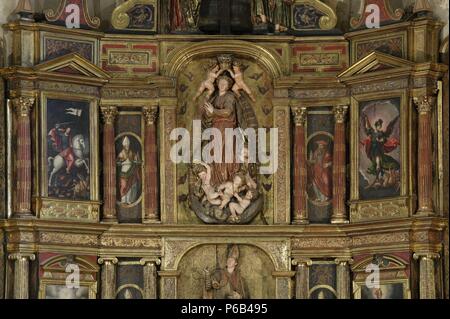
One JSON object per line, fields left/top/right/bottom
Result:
{"left": 413, "top": 96, "right": 434, "bottom": 114}
{"left": 12, "top": 97, "right": 35, "bottom": 117}
{"left": 140, "top": 257, "right": 161, "bottom": 266}
{"left": 100, "top": 106, "right": 118, "bottom": 125}
{"left": 292, "top": 107, "right": 307, "bottom": 126}
{"left": 8, "top": 253, "right": 36, "bottom": 261}
{"left": 333, "top": 105, "right": 349, "bottom": 124}
{"left": 413, "top": 252, "right": 440, "bottom": 261}
{"left": 335, "top": 257, "right": 354, "bottom": 266}
{"left": 292, "top": 258, "right": 312, "bottom": 267}
{"left": 143, "top": 106, "right": 159, "bottom": 126}
{"left": 98, "top": 257, "right": 119, "bottom": 265}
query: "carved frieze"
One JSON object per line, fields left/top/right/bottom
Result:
{"left": 40, "top": 232, "right": 99, "bottom": 246}
{"left": 39, "top": 199, "right": 100, "bottom": 223}
{"left": 350, "top": 198, "right": 409, "bottom": 223}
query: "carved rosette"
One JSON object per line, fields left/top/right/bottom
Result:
{"left": 332, "top": 105, "right": 348, "bottom": 224}
{"left": 101, "top": 106, "right": 118, "bottom": 223}
{"left": 143, "top": 106, "right": 160, "bottom": 222}
{"left": 12, "top": 96, "right": 35, "bottom": 216}
{"left": 413, "top": 96, "right": 435, "bottom": 215}
{"left": 292, "top": 107, "right": 308, "bottom": 224}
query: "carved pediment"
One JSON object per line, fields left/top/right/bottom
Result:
{"left": 35, "top": 53, "right": 110, "bottom": 80}
{"left": 338, "top": 52, "right": 414, "bottom": 80}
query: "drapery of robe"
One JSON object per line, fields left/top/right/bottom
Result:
{"left": 212, "top": 268, "right": 246, "bottom": 299}
{"left": 205, "top": 91, "right": 241, "bottom": 186}
{"left": 170, "top": 0, "right": 185, "bottom": 31}
{"left": 117, "top": 149, "right": 141, "bottom": 201}
{"left": 309, "top": 150, "right": 333, "bottom": 199}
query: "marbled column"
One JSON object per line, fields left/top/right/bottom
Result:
{"left": 335, "top": 257, "right": 353, "bottom": 299}
{"left": 98, "top": 257, "right": 118, "bottom": 299}
{"left": 140, "top": 258, "right": 161, "bottom": 299}
{"left": 292, "top": 107, "right": 308, "bottom": 224}
{"left": 143, "top": 106, "right": 159, "bottom": 223}
{"left": 12, "top": 97, "right": 35, "bottom": 218}
{"left": 332, "top": 106, "right": 349, "bottom": 224}
{"left": 414, "top": 96, "right": 435, "bottom": 215}
{"left": 292, "top": 258, "right": 312, "bottom": 299}
{"left": 8, "top": 253, "right": 35, "bottom": 299}
{"left": 100, "top": 106, "right": 118, "bottom": 223}
{"left": 414, "top": 253, "right": 440, "bottom": 299}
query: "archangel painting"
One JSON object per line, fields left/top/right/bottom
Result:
{"left": 116, "top": 134, "right": 142, "bottom": 206}
{"left": 359, "top": 98, "right": 401, "bottom": 200}
{"left": 46, "top": 99, "right": 90, "bottom": 200}
{"left": 188, "top": 55, "right": 263, "bottom": 224}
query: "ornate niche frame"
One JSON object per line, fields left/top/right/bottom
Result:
{"left": 349, "top": 89, "right": 409, "bottom": 222}
{"left": 112, "top": 0, "right": 159, "bottom": 33}
{"left": 352, "top": 255, "right": 411, "bottom": 299}
{"left": 290, "top": 0, "right": 338, "bottom": 31}
{"left": 39, "top": 91, "right": 99, "bottom": 222}
{"left": 38, "top": 254, "right": 98, "bottom": 299}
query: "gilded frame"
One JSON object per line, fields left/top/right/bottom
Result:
{"left": 40, "top": 31, "right": 99, "bottom": 65}
{"left": 350, "top": 90, "right": 409, "bottom": 222}
{"left": 353, "top": 278, "right": 411, "bottom": 299}
{"left": 39, "top": 91, "right": 99, "bottom": 221}
{"left": 38, "top": 278, "right": 97, "bottom": 299}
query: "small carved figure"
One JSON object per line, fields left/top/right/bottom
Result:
{"left": 229, "top": 189, "right": 256, "bottom": 220}
{"left": 193, "top": 63, "right": 225, "bottom": 101}
{"left": 197, "top": 161, "right": 222, "bottom": 206}
{"left": 217, "top": 174, "right": 246, "bottom": 209}
{"left": 228, "top": 62, "right": 256, "bottom": 102}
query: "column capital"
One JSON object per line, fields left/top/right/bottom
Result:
{"left": 291, "top": 106, "right": 307, "bottom": 126}
{"left": 12, "top": 97, "right": 35, "bottom": 117}
{"left": 140, "top": 257, "right": 161, "bottom": 266}
{"left": 8, "top": 252, "right": 35, "bottom": 261}
{"left": 98, "top": 257, "right": 119, "bottom": 265}
{"left": 335, "top": 257, "right": 354, "bottom": 266}
{"left": 413, "top": 96, "right": 435, "bottom": 114}
{"left": 292, "top": 258, "right": 313, "bottom": 267}
{"left": 100, "top": 106, "right": 118, "bottom": 125}
{"left": 333, "top": 105, "right": 349, "bottom": 123}
{"left": 413, "top": 252, "right": 440, "bottom": 260}
{"left": 143, "top": 106, "right": 159, "bottom": 126}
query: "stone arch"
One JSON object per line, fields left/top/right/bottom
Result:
{"left": 162, "top": 40, "right": 284, "bottom": 79}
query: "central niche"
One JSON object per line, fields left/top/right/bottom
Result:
{"left": 175, "top": 54, "right": 275, "bottom": 225}
{"left": 177, "top": 244, "right": 276, "bottom": 299}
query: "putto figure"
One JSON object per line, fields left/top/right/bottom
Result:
{"left": 193, "top": 62, "right": 225, "bottom": 101}
{"left": 229, "top": 61, "right": 256, "bottom": 102}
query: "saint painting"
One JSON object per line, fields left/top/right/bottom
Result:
{"left": 359, "top": 98, "right": 401, "bottom": 200}
{"left": 46, "top": 99, "right": 90, "bottom": 200}
{"left": 116, "top": 135, "right": 142, "bottom": 205}
{"left": 307, "top": 139, "right": 333, "bottom": 203}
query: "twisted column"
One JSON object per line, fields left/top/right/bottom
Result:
{"left": 101, "top": 106, "right": 118, "bottom": 223}
{"left": 8, "top": 253, "right": 35, "bottom": 299}
{"left": 292, "top": 107, "right": 308, "bottom": 224}
{"left": 12, "top": 96, "right": 35, "bottom": 218}
{"left": 332, "top": 106, "right": 349, "bottom": 224}
{"left": 143, "top": 106, "right": 159, "bottom": 223}
{"left": 98, "top": 257, "right": 118, "bottom": 299}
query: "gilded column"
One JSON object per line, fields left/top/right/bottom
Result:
{"left": 101, "top": 106, "right": 118, "bottom": 223}
{"left": 414, "top": 96, "right": 434, "bottom": 215}
{"left": 140, "top": 258, "right": 161, "bottom": 299}
{"left": 8, "top": 253, "right": 35, "bottom": 299}
{"left": 332, "top": 106, "right": 349, "bottom": 224}
{"left": 292, "top": 258, "right": 312, "bottom": 299}
{"left": 98, "top": 257, "right": 118, "bottom": 299}
{"left": 335, "top": 257, "right": 353, "bottom": 299}
{"left": 143, "top": 106, "right": 159, "bottom": 223}
{"left": 292, "top": 107, "right": 308, "bottom": 224}
{"left": 414, "top": 253, "right": 440, "bottom": 299}
{"left": 12, "top": 96, "right": 35, "bottom": 218}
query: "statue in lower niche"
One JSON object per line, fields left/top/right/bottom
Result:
{"left": 204, "top": 245, "right": 247, "bottom": 299}
{"left": 189, "top": 54, "right": 263, "bottom": 225}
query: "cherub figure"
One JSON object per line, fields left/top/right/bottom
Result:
{"left": 196, "top": 162, "right": 222, "bottom": 206}
{"left": 193, "top": 63, "right": 225, "bottom": 101}
{"left": 229, "top": 189, "right": 256, "bottom": 220}
{"left": 228, "top": 62, "right": 256, "bottom": 102}
{"left": 217, "top": 174, "right": 246, "bottom": 209}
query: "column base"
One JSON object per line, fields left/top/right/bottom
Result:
{"left": 331, "top": 217, "right": 350, "bottom": 224}
{"left": 10, "top": 212, "right": 35, "bottom": 219}
{"left": 143, "top": 218, "right": 161, "bottom": 224}
{"left": 292, "top": 219, "right": 309, "bottom": 225}
{"left": 101, "top": 218, "right": 119, "bottom": 224}
{"left": 415, "top": 209, "right": 436, "bottom": 217}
